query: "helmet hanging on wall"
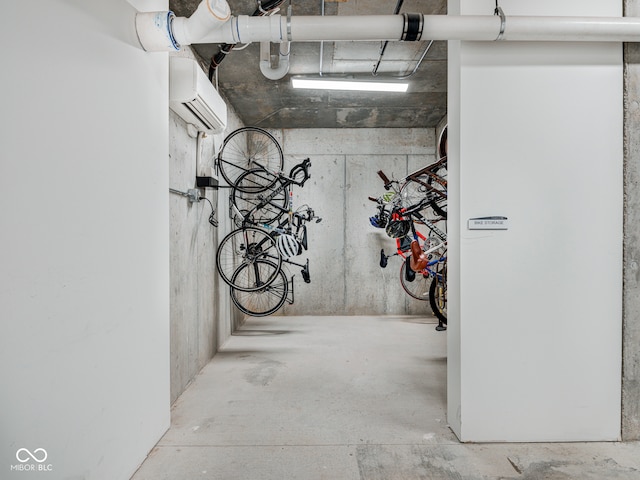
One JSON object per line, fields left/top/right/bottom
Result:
{"left": 276, "top": 234, "right": 300, "bottom": 260}
{"left": 369, "top": 210, "right": 389, "bottom": 228}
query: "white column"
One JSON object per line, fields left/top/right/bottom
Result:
{"left": 447, "top": 0, "right": 623, "bottom": 442}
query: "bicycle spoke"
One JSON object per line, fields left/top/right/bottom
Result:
{"left": 400, "top": 260, "right": 431, "bottom": 301}
{"left": 231, "top": 261, "right": 288, "bottom": 316}
{"left": 216, "top": 227, "right": 282, "bottom": 292}
{"left": 217, "top": 127, "right": 283, "bottom": 188}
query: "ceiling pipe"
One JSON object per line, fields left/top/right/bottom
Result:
{"left": 202, "top": 14, "right": 640, "bottom": 44}
{"left": 260, "top": 41, "right": 291, "bottom": 80}
{"left": 318, "top": 0, "right": 325, "bottom": 76}
{"left": 136, "top": 0, "right": 231, "bottom": 51}
{"left": 197, "top": 13, "right": 640, "bottom": 43}
{"left": 137, "top": 9, "right": 640, "bottom": 52}
{"left": 172, "top": 0, "right": 231, "bottom": 47}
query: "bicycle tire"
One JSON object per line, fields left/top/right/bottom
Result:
{"left": 217, "top": 127, "right": 283, "bottom": 190}
{"left": 216, "top": 227, "right": 282, "bottom": 292}
{"left": 400, "top": 259, "right": 430, "bottom": 301}
{"left": 437, "top": 125, "right": 448, "bottom": 160}
{"left": 429, "top": 271, "right": 447, "bottom": 324}
{"left": 400, "top": 174, "right": 447, "bottom": 219}
{"left": 231, "top": 170, "right": 288, "bottom": 225}
{"left": 399, "top": 176, "right": 435, "bottom": 212}
{"left": 230, "top": 259, "right": 288, "bottom": 317}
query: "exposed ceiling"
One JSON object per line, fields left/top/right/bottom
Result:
{"left": 170, "top": 0, "right": 448, "bottom": 129}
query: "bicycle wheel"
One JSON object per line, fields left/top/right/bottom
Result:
{"left": 400, "top": 259, "right": 430, "bottom": 301}
{"left": 230, "top": 260, "right": 288, "bottom": 317}
{"left": 437, "top": 124, "right": 448, "bottom": 160}
{"left": 231, "top": 170, "right": 287, "bottom": 225}
{"left": 217, "top": 127, "right": 283, "bottom": 189}
{"left": 400, "top": 176, "right": 434, "bottom": 212}
{"left": 429, "top": 269, "right": 447, "bottom": 324}
{"left": 400, "top": 174, "right": 447, "bottom": 219}
{"left": 216, "top": 227, "right": 282, "bottom": 292}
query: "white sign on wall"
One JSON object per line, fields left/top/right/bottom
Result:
{"left": 468, "top": 216, "right": 509, "bottom": 230}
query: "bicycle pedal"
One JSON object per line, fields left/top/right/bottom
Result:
{"left": 302, "top": 269, "right": 310, "bottom": 283}
{"left": 380, "top": 249, "right": 388, "bottom": 268}
{"left": 405, "top": 257, "right": 415, "bottom": 282}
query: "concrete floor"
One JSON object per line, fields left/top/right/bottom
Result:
{"left": 131, "top": 316, "right": 640, "bottom": 480}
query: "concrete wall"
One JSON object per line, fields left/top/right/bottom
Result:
{"left": 251, "top": 128, "right": 443, "bottom": 316}
{"left": 168, "top": 51, "right": 245, "bottom": 403}
{"left": 0, "top": 1, "right": 170, "bottom": 478}
{"left": 448, "top": 0, "right": 623, "bottom": 442}
{"left": 624, "top": 0, "right": 640, "bottom": 441}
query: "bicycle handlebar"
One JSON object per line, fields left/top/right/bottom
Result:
{"left": 294, "top": 206, "right": 322, "bottom": 224}
{"left": 286, "top": 158, "right": 312, "bottom": 187}
{"left": 377, "top": 170, "right": 392, "bottom": 190}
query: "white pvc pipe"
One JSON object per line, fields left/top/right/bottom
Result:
{"left": 137, "top": 10, "right": 640, "bottom": 51}
{"left": 199, "top": 15, "right": 408, "bottom": 44}
{"left": 171, "top": 0, "right": 231, "bottom": 46}
{"left": 135, "top": 11, "right": 180, "bottom": 51}
{"left": 289, "top": 15, "right": 407, "bottom": 41}
{"left": 421, "top": 15, "right": 502, "bottom": 41}
{"left": 502, "top": 16, "right": 640, "bottom": 42}
{"left": 195, "top": 14, "right": 640, "bottom": 45}
{"left": 260, "top": 41, "right": 291, "bottom": 80}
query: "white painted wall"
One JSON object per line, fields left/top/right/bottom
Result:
{"left": 0, "top": 0, "right": 170, "bottom": 478}
{"left": 448, "top": 0, "right": 623, "bottom": 441}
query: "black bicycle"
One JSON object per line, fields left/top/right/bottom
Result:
{"left": 229, "top": 259, "right": 292, "bottom": 317}
{"left": 216, "top": 205, "right": 319, "bottom": 292}
{"left": 231, "top": 158, "right": 311, "bottom": 226}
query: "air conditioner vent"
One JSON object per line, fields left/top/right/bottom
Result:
{"left": 169, "top": 57, "right": 227, "bottom": 134}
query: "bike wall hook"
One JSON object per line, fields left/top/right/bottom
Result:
{"left": 494, "top": 2, "right": 506, "bottom": 41}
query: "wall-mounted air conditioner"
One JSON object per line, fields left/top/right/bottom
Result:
{"left": 169, "top": 57, "right": 227, "bottom": 134}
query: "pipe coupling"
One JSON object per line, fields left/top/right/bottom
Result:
{"left": 401, "top": 13, "right": 424, "bottom": 41}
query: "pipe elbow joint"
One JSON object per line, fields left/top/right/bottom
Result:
{"left": 173, "top": 0, "right": 231, "bottom": 46}
{"left": 259, "top": 42, "right": 290, "bottom": 80}
{"left": 259, "top": 59, "right": 290, "bottom": 80}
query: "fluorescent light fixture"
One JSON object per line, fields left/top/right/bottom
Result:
{"left": 291, "top": 77, "right": 408, "bottom": 93}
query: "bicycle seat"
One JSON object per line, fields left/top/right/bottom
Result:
{"left": 409, "top": 240, "right": 428, "bottom": 272}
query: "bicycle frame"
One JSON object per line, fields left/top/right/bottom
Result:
{"left": 227, "top": 201, "right": 316, "bottom": 287}
{"left": 401, "top": 196, "right": 447, "bottom": 241}
{"left": 406, "top": 156, "right": 447, "bottom": 197}
{"left": 232, "top": 158, "right": 312, "bottom": 227}
{"left": 379, "top": 194, "right": 447, "bottom": 279}
{"left": 219, "top": 155, "right": 320, "bottom": 296}
{"left": 382, "top": 235, "right": 447, "bottom": 279}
